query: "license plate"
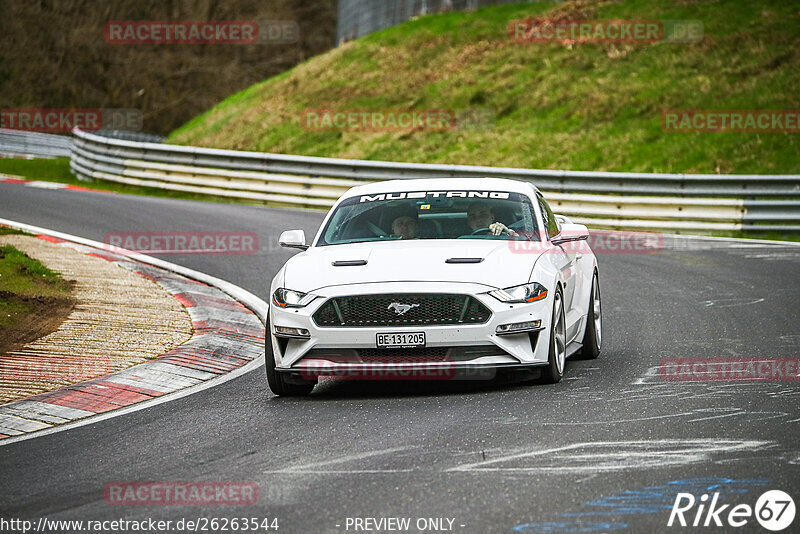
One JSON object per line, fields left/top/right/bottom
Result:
{"left": 376, "top": 332, "right": 426, "bottom": 349}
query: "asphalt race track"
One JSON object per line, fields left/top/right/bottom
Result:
{"left": 1, "top": 182, "right": 799, "bottom": 533}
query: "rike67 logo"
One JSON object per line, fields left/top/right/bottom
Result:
{"left": 669, "top": 490, "right": 795, "bottom": 531}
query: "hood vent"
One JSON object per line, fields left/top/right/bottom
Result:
{"left": 445, "top": 257, "right": 484, "bottom": 264}
{"left": 332, "top": 259, "right": 368, "bottom": 266}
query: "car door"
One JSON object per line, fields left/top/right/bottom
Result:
{"left": 537, "top": 193, "right": 580, "bottom": 338}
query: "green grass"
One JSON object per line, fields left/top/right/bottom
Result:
{"left": 739, "top": 230, "right": 800, "bottom": 242}
{"left": 0, "top": 157, "right": 74, "bottom": 182}
{"left": 0, "top": 245, "right": 73, "bottom": 328}
{"left": 0, "top": 227, "right": 28, "bottom": 237}
{"left": 0, "top": 245, "right": 70, "bottom": 298}
{"left": 168, "top": 0, "right": 800, "bottom": 174}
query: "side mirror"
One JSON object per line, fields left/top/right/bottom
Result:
{"left": 554, "top": 214, "right": 574, "bottom": 225}
{"left": 279, "top": 229, "right": 309, "bottom": 251}
{"left": 551, "top": 223, "right": 589, "bottom": 246}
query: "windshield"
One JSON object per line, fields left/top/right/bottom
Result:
{"left": 317, "top": 190, "right": 540, "bottom": 246}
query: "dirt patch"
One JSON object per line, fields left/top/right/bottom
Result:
{"left": 0, "top": 292, "right": 75, "bottom": 356}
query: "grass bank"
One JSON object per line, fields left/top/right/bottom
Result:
{"left": 169, "top": 0, "right": 800, "bottom": 174}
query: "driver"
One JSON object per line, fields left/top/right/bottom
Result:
{"left": 391, "top": 210, "right": 418, "bottom": 240}
{"left": 466, "top": 202, "right": 518, "bottom": 237}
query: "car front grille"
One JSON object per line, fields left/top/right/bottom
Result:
{"left": 312, "top": 293, "right": 492, "bottom": 327}
{"left": 358, "top": 347, "right": 449, "bottom": 362}
{"left": 304, "top": 345, "right": 508, "bottom": 363}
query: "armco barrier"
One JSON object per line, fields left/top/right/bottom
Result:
{"left": 0, "top": 129, "right": 72, "bottom": 158}
{"left": 66, "top": 128, "right": 800, "bottom": 233}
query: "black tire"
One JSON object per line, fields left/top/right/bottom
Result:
{"left": 575, "top": 271, "right": 601, "bottom": 360}
{"left": 264, "top": 320, "right": 315, "bottom": 396}
{"left": 540, "top": 286, "right": 566, "bottom": 384}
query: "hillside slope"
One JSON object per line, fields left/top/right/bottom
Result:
{"left": 169, "top": 0, "right": 800, "bottom": 174}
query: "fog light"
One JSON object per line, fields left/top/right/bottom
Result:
{"left": 274, "top": 325, "right": 311, "bottom": 339}
{"left": 496, "top": 320, "right": 542, "bottom": 335}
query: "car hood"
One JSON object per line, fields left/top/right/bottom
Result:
{"left": 282, "top": 240, "right": 544, "bottom": 293}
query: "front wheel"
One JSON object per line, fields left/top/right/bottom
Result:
{"left": 575, "top": 271, "right": 601, "bottom": 360}
{"left": 264, "top": 320, "right": 315, "bottom": 396}
{"left": 540, "top": 287, "right": 566, "bottom": 384}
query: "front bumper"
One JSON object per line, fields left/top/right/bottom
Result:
{"left": 269, "top": 282, "right": 554, "bottom": 374}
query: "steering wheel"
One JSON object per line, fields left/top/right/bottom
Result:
{"left": 367, "top": 221, "right": 387, "bottom": 237}
{"left": 470, "top": 227, "right": 493, "bottom": 236}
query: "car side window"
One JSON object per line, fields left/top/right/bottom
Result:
{"left": 537, "top": 193, "right": 560, "bottom": 239}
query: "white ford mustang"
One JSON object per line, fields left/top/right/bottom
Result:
{"left": 266, "top": 178, "right": 601, "bottom": 395}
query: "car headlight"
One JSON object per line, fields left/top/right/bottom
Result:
{"left": 272, "top": 288, "right": 317, "bottom": 308}
{"left": 489, "top": 282, "right": 548, "bottom": 303}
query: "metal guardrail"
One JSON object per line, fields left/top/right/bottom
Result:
{"left": 68, "top": 128, "right": 800, "bottom": 233}
{"left": 337, "top": 0, "right": 521, "bottom": 43}
{"left": 0, "top": 129, "right": 73, "bottom": 158}
{"left": 88, "top": 130, "right": 166, "bottom": 144}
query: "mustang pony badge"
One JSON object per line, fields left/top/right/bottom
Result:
{"left": 387, "top": 302, "right": 420, "bottom": 316}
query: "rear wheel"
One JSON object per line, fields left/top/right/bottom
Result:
{"left": 540, "top": 287, "right": 566, "bottom": 384}
{"left": 575, "top": 272, "right": 601, "bottom": 360}
{"left": 264, "top": 320, "right": 315, "bottom": 396}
